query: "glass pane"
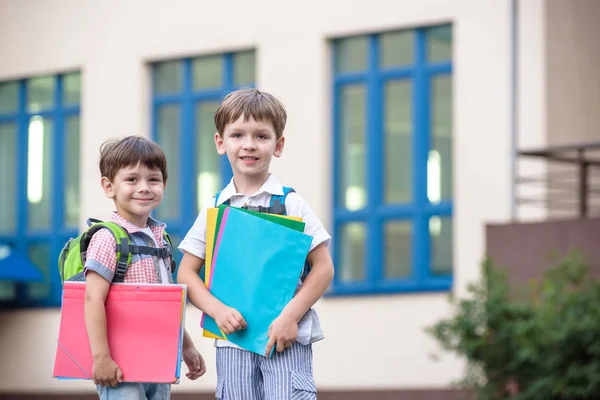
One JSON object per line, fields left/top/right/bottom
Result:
{"left": 338, "top": 85, "right": 366, "bottom": 210}
{"left": 427, "top": 25, "right": 452, "bottom": 62}
{"left": 28, "top": 116, "right": 53, "bottom": 231}
{"left": 0, "top": 81, "right": 19, "bottom": 114}
{"left": 155, "top": 105, "right": 180, "bottom": 221}
{"left": 385, "top": 221, "right": 412, "bottom": 279}
{"left": 27, "top": 242, "right": 51, "bottom": 300}
{"left": 430, "top": 75, "right": 453, "bottom": 202}
{"left": 0, "top": 123, "right": 17, "bottom": 234}
{"left": 339, "top": 223, "right": 365, "bottom": 282}
{"left": 192, "top": 55, "right": 223, "bottom": 90}
{"left": 196, "top": 102, "right": 220, "bottom": 212}
{"left": 63, "top": 72, "right": 81, "bottom": 106}
{"left": 385, "top": 81, "right": 412, "bottom": 203}
{"left": 0, "top": 282, "right": 16, "bottom": 302}
{"left": 27, "top": 76, "right": 55, "bottom": 113}
{"left": 154, "top": 61, "right": 182, "bottom": 94}
{"left": 335, "top": 36, "right": 368, "bottom": 73}
{"left": 234, "top": 51, "right": 256, "bottom": 87}
{"left": 65, "top": 116, "right": 80, "bottom": 228}
{"left": 380, "top": 30, "right": 414, "bottom": 68}
{"left": 430, "top": 216, "right": 452, "bottom": 275}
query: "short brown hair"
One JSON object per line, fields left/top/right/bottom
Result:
{"left": 214, "top": 88, "right": 287, "bottom": 138}
{"left": 99, "top": 136, "right": 168, "bottom": 182}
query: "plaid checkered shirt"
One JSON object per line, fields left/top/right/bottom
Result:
{"left": 83, "top": 212, "right": 173, "bottom": 284}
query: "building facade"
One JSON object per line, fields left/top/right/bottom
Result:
{"left": 2, "top": 0, "right": 597, "bottom": 398}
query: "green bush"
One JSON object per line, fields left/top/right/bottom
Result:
{"left": 427, "top": 251, "right": 600, "bottom": 399}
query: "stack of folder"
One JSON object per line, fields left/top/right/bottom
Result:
{"left": 201, "top": 205, "right": 313, "bottom": 357}
{"left": 53, "top": 282, "right": 187, "bottom": 383}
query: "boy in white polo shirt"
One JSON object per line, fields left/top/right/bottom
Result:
{"left": 177, "top": 88, "right": 334, "bottom": 399}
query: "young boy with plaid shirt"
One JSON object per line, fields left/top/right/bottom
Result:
{"left": 84, "top": 136, "right": 206, "bottom": 399}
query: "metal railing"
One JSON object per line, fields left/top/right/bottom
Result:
{"left": 516, "top": 142, "right": 600, "bottom": 218}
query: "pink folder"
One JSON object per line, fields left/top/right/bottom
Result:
{"left": 53, "top": 282, "right": 185, "bottom": 383}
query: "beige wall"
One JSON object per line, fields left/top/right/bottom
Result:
{"left": 544, "top": 0, "right": 600, "bottom": 218}
{"left": 0, "top": 0, "right": 523, "bottom": 394}
{"left": 546, "top": 0, "right": 600, "bottom": 146}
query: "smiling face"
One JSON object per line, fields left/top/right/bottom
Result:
{"left": 101, "top": 163, "right": 165, "bottom": 228}
{"left": 214, "top": 114, "right": 285, "bottom": 181}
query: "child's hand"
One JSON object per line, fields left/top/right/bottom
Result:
{"left": 182, "top": 345, "right": 206, "bottom": 380}
{"left": 92, "top": 355, "right": 123, "bottom": 387}
{"left": 214, "top": 305, "right": 247, "bottom": 334}
{"left": 265, "top": 313, "right": 298, "bottom": 357}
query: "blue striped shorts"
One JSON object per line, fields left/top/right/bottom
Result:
{"left": 215, "top": 343, "right": 317, "bottom": 400}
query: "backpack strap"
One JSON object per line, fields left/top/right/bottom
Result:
{"left": 80, "top": 221, "right": 132, "bottom": 283}
{"left": 117, "top": 243, "right": 172, "bottom": 258}
{"left": 163, "top": 231, "right": 176, "bottom": 273}
{"left": 214, "top": 187, "right": 295, "bottom": 214}
{"left": 215, "top": 191, "right": 229, "bottom": 207}
{"left": 120, "top": 231, "right": 175, "bottom": 271}
{"left": 269, "top": 187, "right": 310, "bottom": 281}
{"left": 233, "top": 186, "right": 295, "bottom": 214}
{"left": 269, "top": 186, "right": 295, "bottom": 215}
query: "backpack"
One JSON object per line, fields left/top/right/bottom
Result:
{"left": 58, "top": 218, "right": 174, "bottom": 284}
{"left": 215, "top": 186, "right": 295, "bottom": 215}
{"left": 214, "top": 186, "right": 311, "bottom": 280}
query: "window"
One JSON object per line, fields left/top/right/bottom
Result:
{"left": 332, "top": 25, "right": 453, "bottom": 295}
{"left": 0, "top": 72, "right": 81, "bottom": 307}
{"left": 152, "top": 50, "right": 256, "bottom": 266}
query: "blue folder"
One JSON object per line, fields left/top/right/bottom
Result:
{"left": 203, "top": 206, "right": 313, "bottom": 357}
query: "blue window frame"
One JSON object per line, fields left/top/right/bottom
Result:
{"left": 151, "top": 50, "right": 256, "bottom": 267}
{"left": 332, "top": 25, "right": 453, "bottom": 295}
{"left": 0, "top": 73, "right": 81, "bottom": 307}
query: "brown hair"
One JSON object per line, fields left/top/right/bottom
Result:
{"left": 214, "top": 88, "right": 287, "bottom": 138}
{"left": 99, "top": 136, "right": 168, "bottom": 182}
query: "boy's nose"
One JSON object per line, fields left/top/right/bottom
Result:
{"left": 242, "top": 138, "right": 257, "bottom": 150}
{"left": 138, "top": 181, "right": 150, "bottom": 192}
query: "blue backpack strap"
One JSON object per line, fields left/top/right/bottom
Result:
{"left": 214, "top": 190, "right": 231, "bottom": 207}
{"left": 269, "top": 187, "right": 310, "bottom": 281}
{"left": 269, "top": 186, "right": 295, "bottom": 215}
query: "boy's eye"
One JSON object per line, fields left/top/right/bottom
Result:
{"left": 126, "top": 177, "right": 137, "bottom": 182}
{"left": 231, "top": 133, "right": 242, "bottom": 138}
{"left": 257, "top": 134, "right": 269, "bottom": 140}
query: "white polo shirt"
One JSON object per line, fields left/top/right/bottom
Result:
{"left": 179, "top": 174, "right": 331, "bottom": 348}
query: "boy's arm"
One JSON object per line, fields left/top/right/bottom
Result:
{"left": 281, "top": 243, "right": 334, "bottom": 321}
{"left": 181, "top": 328, "right": 206, "bottom": 380}
{"left": 177, "top": 251, "right": 247, "bottom": 334}
{"left": 84, "top": 271, "right": 123, "bottom": 386}
{"left": 265, "top": 243, "right": 334, "bottom": 355}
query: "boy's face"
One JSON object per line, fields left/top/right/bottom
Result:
{"left": 101, "top": 163, "right": 165, "bottom": 227}
{"left": 214, "top": 115, "right": 284, "bottom": 180}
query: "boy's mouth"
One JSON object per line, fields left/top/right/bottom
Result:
{"left": 240, "top": 156, "right": 259, "bottom": 164}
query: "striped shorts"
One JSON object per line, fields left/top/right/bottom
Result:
{"left": 215, "top": 343, "right": 316, "bottom": 400}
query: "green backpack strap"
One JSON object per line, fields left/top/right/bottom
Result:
{"left": 162, "top": 231, "right": 176, "bottom": 273}
{"left": 80, "top": 221, "right": 132, "bottom": 283}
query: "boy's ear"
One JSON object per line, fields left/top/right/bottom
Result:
{"left": 100, "top": 177, "right": 115, "bottom": 199}
{"left": 274, "top": 136, "right": 285, "bottom": 158}
{"left": 214, "top": 132, "right": 226, "bottom": 155}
